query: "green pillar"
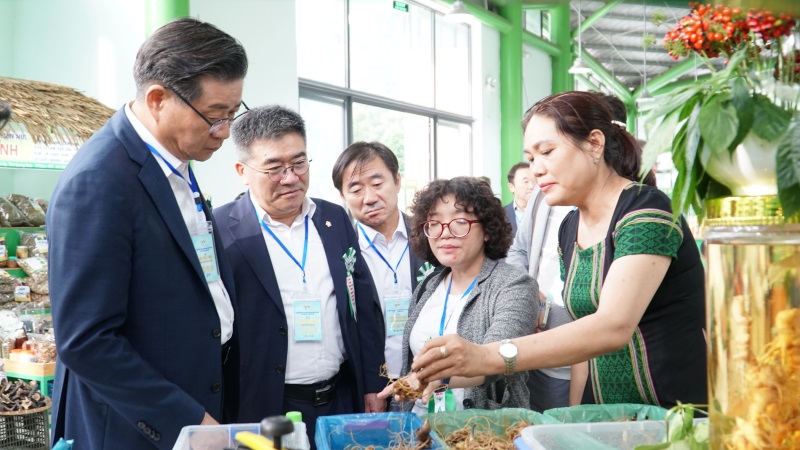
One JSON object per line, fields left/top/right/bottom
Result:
{"left": 550, "top": 2, "right": 574, "bottom": 94}
{"left": 146, "top": 0, "right": 190, "bottom": 36}
{"left": 498, "top": 0, "right": 523, "bottom": 205}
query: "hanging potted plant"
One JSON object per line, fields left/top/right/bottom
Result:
{"left": 643, "top": 4, "right": 800, "bottom": 450}
{"left": 642, "top": 3, "right": 799, "bottom": 219}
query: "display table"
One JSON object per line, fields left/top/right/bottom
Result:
{"left": 3, "top": 360, "right": 55, "bottom": 397}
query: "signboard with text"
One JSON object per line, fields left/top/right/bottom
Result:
{"left": 0, "top": 128, "right": 78, "bottom": 170}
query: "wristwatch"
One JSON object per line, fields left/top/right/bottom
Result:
{"left": 498, "top": 339, "right": 518, "bottom": 375}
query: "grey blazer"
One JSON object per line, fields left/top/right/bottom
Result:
{"left": 400, "top": 258, "right": 537, "bottom": 409}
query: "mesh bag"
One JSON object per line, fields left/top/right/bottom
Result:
{"left": 315, "top": 412, "right": 446, "bottom": 450}
{"left": 423, "top": 408, "right": 559, "bottom": 449}
{"left": 543, "top": 403, "right": 669, "bottom": 423}
{"left": 0, "top": 398, "right": 50, "bottom": 450}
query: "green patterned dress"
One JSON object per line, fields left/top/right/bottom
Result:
{"left": 558, "top": 184, "right": 707, "bottom": 407}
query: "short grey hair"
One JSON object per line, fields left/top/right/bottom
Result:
{"left": 133, "top": 17, "right": 248, "bottom": 101}
{"left": 231, "top": 105, "right": 306, "bottom": 163}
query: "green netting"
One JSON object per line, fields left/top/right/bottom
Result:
{"left": 543, "top": 403, "right": 669, "bottom": 423}
{"left": 422, "top": 408, "right": 559, "bottom": 449}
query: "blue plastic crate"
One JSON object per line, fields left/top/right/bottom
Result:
{"left": 315, "top": 412, "right": 445, "bottom": 450}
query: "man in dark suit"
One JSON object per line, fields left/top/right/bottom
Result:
{"left": 47, "top": 18, "right": 247, "bottom": 450}
{"left": 331, "top": 142, "right": 430, "bottom": 388}
{"left": 504, "top": 162, "right": 534, "bottom": 237}
{"left": 214, "top": 106, "right": 386, "bottom": 448}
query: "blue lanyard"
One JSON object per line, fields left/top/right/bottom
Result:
{"left": 438, "top": 274, "right": 478, "bottom": 336}
{"left": 357, "top": 223, "right": 409, "bottom": 284}
{"left": 147, "top": 144, "right": 203, "bottom": 213}
{"left": 258, "top": 210, "right": 309, "bottom": 284}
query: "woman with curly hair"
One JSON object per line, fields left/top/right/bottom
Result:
{"left": 378, "top": 176, "right": 537, "bottom": 414}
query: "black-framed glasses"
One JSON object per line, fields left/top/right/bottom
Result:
{"left": 167, "top": 87, "right": 249, "bottom": 134}
{"left": 241, "top": 159, "right": 312, "bottom": 182}
{"left": 421, "top": 218, "right": 480, "bottom": 238}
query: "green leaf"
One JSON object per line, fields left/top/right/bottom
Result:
{"left": 647, "top": 84, "right": 705, "bottom": 120}
{"left": 684, "top": 102, "right": 702, "bottom": 172}
{"left": 698, "top": 93, "right": 739, "bottom": 155}
{"left": 777, "top": 123, "right": 800, "bottom": 218}
{"left": 728, "top": 77, "right": 754, "bottom": 152}
{"left": 752, "top": 94, "right": 792, "bottom": 142}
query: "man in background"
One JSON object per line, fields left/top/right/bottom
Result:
{"left": 214, "top": 106, "right": 386, "bottom": 448}
{"left": 48, "top": 18, "right": 246, "bottom": 449}
{"left": 332, "top": 142, "right": 429, "bottom": 398}
{"left": 504, "top": 162, "right": 534, "bottom": 236}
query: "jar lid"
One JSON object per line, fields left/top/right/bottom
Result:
{"left": 285, "top": 411, "right": 302, "bottom": 423}
{"left": 704, "top": 196, "right": 800, "bottom": 227}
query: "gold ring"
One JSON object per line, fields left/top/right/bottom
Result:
{"left": 440, "top": 346, "right": 448, "bottom": 359}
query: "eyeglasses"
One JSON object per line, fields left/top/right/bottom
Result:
{"left": 241, "top": 159, "right": 312, "bottom": 182}
{"left": 421, "top": 218, "right": 480, "bottom": 239}
{"left": 167, "top": 86, "right": 250, "bottom": 134}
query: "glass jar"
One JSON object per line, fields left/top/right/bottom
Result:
{"left": 705, "top": 196, "right": 800, "bottom": 449}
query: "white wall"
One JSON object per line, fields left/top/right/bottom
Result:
{"left": 1, "top": 0, "right": 146, "bottom": 198}
{"left": 522, "top": 44, "right": 553, "bottom": 115}
{"left": 472, "top": 23, "right": 502, "bottom": 193}
{"left": 191, "top": 0, "right": 300, "bottom": 207}
{"left": 0, "top": 0, "right": 297, "bottom": 206}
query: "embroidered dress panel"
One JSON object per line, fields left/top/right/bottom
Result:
{"left": 562, "top": 208, "right": 682, "bottom": 405}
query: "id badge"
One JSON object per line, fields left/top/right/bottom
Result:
{"left": 191, "top": 221, "right": 220, "bottom": 283}
{"left": 384, "top": 289, "right": 411, "bottom": 336}
{"left": 291, "top": 291, "right": 323, "bottom": 342}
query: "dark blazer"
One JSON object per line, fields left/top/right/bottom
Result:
{"left": 47, "top": 108, "right": 238, "bottom": 450}
{"left": 504, "top": 202, "right": 518, "bottom": 236}
{"left": 214, "top": 193, "right": 386, "bottom": 423}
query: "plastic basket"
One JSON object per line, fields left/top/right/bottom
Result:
{"left": 172, "top": 423, "right": 260, "bottom": 450}
{"left": 543, "top": 403, "right": 669, "bottom": 423}
{"left": 423, "top": 408, "right": 559, "bottom": 449}
{"left": 0, "top": 398, "right": 51, "bottom": 450}
{"left": 514, "top": 418, "right": 708, "bottom": 450}
{"left": 315, "top": 412, "right": 445, "bottom": 450}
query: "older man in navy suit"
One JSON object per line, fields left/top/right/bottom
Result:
{"left": 48, "top": 18, "right": 247, "bottom": 449}
{"left": 215, "top": 106, "right": 386, "bottom": 448}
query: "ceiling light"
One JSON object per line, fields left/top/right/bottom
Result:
{"left": 444, "top": 0, "right": 471, "bottom": 23}
{"left": 637, "top": 88, "right": 655, "bottom": 104}
{"left": 571, "top": 0, "right": 592, "bottom": 76}
{"left": 569, "top": 57, "right": 592, "bottom": 75}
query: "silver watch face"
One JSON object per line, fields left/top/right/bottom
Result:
{"left": 499, "top": 341, "right": 517, "bottom": 358}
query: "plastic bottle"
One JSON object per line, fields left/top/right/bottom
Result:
{"left": 282, "top": 411, "right": 310, "bottom": 450}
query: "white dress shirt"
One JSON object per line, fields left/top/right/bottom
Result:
{"left": 125, "top": 104, "right": 234, "bottom": 344}
{"left": 357, "top": 219, "right": 412, "bottom": 379}
{"left": 252, "top": 195, "right": 345, "bottom": 384}
{"left": 538, "top": 206, "right": 571, "bottom": 307}
{"left": 408, "top": 278, "right": 466, "bottom": 414}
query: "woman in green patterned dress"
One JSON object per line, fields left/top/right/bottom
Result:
{"left": 410, "top": 91, "right": 707, "bottom": 408}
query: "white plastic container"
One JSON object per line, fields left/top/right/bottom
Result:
{"left": 172, "top": 423, "right": 260, "bottom": 450}
{"left": 282, "top": 411, "right": 311, "bottom": 450}
{"left": 515, "top": 419, "right": 708, "bottom": 450}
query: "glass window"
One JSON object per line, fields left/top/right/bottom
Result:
{"left": 352, "top": 102, "right": 432, "bottom": 214}
{"left": 299, "top": 95, "right": 347, "bottom": 204}
{"left": 296, "top": 0, "right": 346, "bottom": 86}
{"left": 524, "top": 10, "right": 542, "bottom": 36}
{"left": 349, "top": 0, "right": 434, "bottom": 106}
{"left": 435, "top": 120, "right": 471, "bottom": 180}
{"left": 434, "top": 15, "right": 471, "bottom": 115}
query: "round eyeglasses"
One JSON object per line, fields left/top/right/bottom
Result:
{"left": 241, "top": 159, "right": 312, "bottom": 182}
{"left": 421, "top": 218, "right": 480, "bottom": 238}
{"left": 167, "top": 86, "right": 249, "bottom": 134}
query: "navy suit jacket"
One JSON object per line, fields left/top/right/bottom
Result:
{"left": 47, "top": 108, "right": 238, "bottom": 450}
{"left": 214, "top": 193, "right": 386, "bottom": 423}
{"left": 504, "top": 202, "right": 518, "bottom": 237}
